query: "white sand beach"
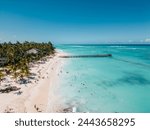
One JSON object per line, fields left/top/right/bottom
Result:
{"left": 0, "top": 50, "right": 67, "bottom": 113}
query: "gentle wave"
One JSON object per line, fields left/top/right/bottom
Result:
{"left": 109, "top": 46, "right": 125, "bottom": 48}
{"left": 117, "top": 48, "right": 146, "bottom": 50}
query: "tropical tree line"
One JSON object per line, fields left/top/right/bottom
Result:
{"left": 0, "top": 41, "right": 55, "bottom": 83}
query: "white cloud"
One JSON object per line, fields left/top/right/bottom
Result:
{"left": 140, "top": 40, "right": 144, "bottom": 42}
{"left": 145, "top": 38, "right": 150, "bottom": 42}
{"left": 128, "top": 40, "right": 133, "bottom": 42}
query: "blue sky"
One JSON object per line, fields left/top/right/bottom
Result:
{"left": 0, "top": 0, "right": 150, "bottom": 43}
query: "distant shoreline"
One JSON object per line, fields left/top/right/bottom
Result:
{"left": 55, "top": 43, "right": 150, "bottom": 46}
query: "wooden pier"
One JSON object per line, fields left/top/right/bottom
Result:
{"left": 59, "top": 54, "right": 112, "bottom": 58}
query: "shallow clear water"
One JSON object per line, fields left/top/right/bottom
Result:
{"left": 55, "top": 44, "right": 150, "bottom": 113}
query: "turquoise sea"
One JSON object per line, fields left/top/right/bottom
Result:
{"left": 55, "top": 44, "right": 150, "bottom": 113}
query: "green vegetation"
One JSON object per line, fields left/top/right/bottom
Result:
{"left": 0, "top": 69, "right": 5, "bottom": 85}
{"left": 0, "top": 41, "right": 55, "bottom": 82}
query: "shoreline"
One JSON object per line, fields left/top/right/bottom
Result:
{"left": 0, "top": 50, "right": 67, "bottom": 113}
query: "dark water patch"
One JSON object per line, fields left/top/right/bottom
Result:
{"left": 117, "top": 72, "right": 150, "bottom": 85}
{"left": 100, "top": 81, "right": 116, "bottom": 87}
{"left": 94, "top": 72, "right": 150, "bottom": 88}
{"left": 112, "top": 57, "right": 150, "bottom": 68}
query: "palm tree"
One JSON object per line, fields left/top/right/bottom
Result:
{"left": 0, "top": 41, "right": 55, "bottom": 83}
{"left": 19, "top": 59, "right": 30, "bottom": 80}
{"left": 9, "top": 64, "right": 19, "bottom": 82}
{"left": 0, "top": 69, "right": 4, "bottom": 85}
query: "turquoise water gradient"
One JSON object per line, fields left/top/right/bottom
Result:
{"left": 55, "top": 44, "right": 150, "bottom": 113}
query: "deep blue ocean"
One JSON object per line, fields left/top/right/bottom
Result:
{"left": 55, "top": 44, "right": 150, "bottom": 113}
